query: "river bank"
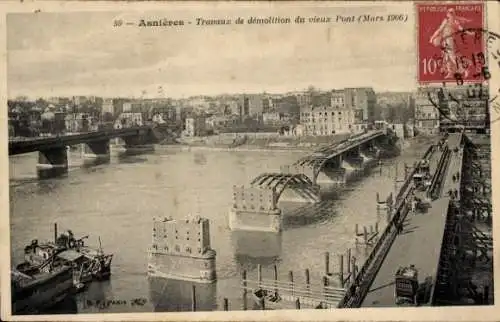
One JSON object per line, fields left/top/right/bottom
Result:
{"left": 154, "top": 144, "right": 316, "bottom": 153}
{"left": 154, "top": 135, "right": 434, "bottom": 154}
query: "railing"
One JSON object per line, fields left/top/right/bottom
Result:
{"left": 428, "top": 200, "right": 453, "bottom": 305}
{"left": 427, "top": 146, "right": 451, "bottom": 200}
{"left": 337, "top": 143, "right": 440, "bottom": 308}
{"left": 337, "top": 184, "right": 415, "bottom": 308}
{"left": 429, "top": 142, "right": 467, "bottom": 304}
{"left": 422, "top": 144, "right": 436, "bottom": 160}
{"left": 394, "top": 144, "right": 434, "bottom": 205}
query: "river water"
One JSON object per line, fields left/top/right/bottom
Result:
{"left": 9, "top": 137, "right": 432, "bottom": 313}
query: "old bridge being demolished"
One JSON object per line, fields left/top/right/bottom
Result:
{"left": 229, "top": 129, "right": 399, "bottom": 232}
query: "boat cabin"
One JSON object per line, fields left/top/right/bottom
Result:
{"left": 56, "top": 230, "right": 86, "bottom": 249}
{"left": 24, "top": 240, "right": 56, "bottom": 266}
{"left": 56, "top": 249, "right": 87, "bottom": 266}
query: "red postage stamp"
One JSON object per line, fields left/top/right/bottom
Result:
{"left": 417, "top": 2, "right": 485, "bottom": 84}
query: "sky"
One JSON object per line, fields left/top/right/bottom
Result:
{"left": 7, "top": 3, "right": 417, "bottom": 99}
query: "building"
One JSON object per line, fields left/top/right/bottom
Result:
{"left": 149, "top": 105, "right": 177, "bottom": 123}
{"left": 414, "top": 87, "right": 440, "bottom": 135}
{"left": 226, "top": 100, "right": 240, "bottom": 116}
{"left": 247, "top": 94, "right": 265, "bottom": 116}
{"left": 65, "top": 113, "right": 92, "bottom": 133}
{"left": 273, "top": 95, "right": 300, "bottom": 122}
{"left": 300, "top": 105, "right": 356, "bottom": 136}
{"left": 240, "top": 96, "right": 250, "bottom": 117}
{"left": 205, "top": 115, "right": 238, "bottom": 130}
{"left": 114, "top": 112, "right": 143, "bottom": 129}
{"left": 437, "top": 84, "right": 489, "bottom": 133}
{"left": 296, "top": 92, "right": 312, "bottom": 109}
{"left": 376, "top": 92, "right": 414, "bottom": 123}
{"left": 262, "top": 96, "right": 274, "bottom": 113}
{"left": 111, "top": 99, "right": 127, "bottom": 117}
{"left": 122, "top": 102, "right": 133, "bottom": 112}
{"left": 262, "top": 112, "right": 282, "bottom": 125}
{"left": 148, "top": 216, "right": 216, "bottom": 283}
{"left": 40, "top": 109, "right": 66, "bottom": 134}
{"left": 72, "top": 96, "right": 88, "bottom": 107}
{"left": 330, "top": 90, "right": 345, "bottom": 108}
{"left": 311, "top": 92, "right": 331, "bottom": 108}
{"left": 185, "top": 116, "right": 207, "bottom": 137}
{"left": 299, "top": 88, "right": 375, "bottom": 136}
{"left": 186, "top": 97, "right": 211, "bottom": 110}
{"left": 102, "top": 98, "right": 114, "bottom": 115}
{"left": 292, "top": 124, "right": 305, "bottom": 136}
{"left": 344, "top": 87, "right": 377, "bottom": 123}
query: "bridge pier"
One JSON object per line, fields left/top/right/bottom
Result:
{"left": 83, "top": 140, "right": 111, "bottom": 165}
{"left": 229, "top": 173, "right": 320, "bottom": 232}
{"left": 341, "top": 149, "right": 365, "bottom": 181}
{"left": 229, "top": 186, "right": 282, "bottom": 233}
{"left": 358, "top": 144, "right": 378, "bottom": 168}
{"left": 37, "top": 147, "right": 68, "bottom": 179}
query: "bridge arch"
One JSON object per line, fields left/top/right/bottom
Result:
{"left": 250, "top": 173, "right": 316, "bottom": 202}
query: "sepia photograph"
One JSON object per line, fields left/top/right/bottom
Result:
{"left": 1, "top": 1, "right": 499, "bottom": 320}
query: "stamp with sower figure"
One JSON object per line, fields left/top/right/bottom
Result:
{"left": 417, "top": 2, "right": 486, "bottom": 85}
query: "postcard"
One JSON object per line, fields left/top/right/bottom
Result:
{"left": 1, "top": 1, "right": 499, "bottom": 321}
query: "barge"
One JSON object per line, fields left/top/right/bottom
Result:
{"left": 17, "top": 224, "right": 113, "bottom": 289}
{"left": 11, "top": 264, "right": 76, "bottom": 314}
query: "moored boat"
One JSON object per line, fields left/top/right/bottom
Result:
{"left": 11, "top": 265, "right": 76, "bottom": 314}
{"left": 19, "top": 224, "right": 113, "bottom": 288}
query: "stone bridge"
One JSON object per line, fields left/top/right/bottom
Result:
{"left": 229, "top": 173, "right": 321, "bottom": 233}
{"left": 9, "top": 126, "right": 158, "bottom": 179}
